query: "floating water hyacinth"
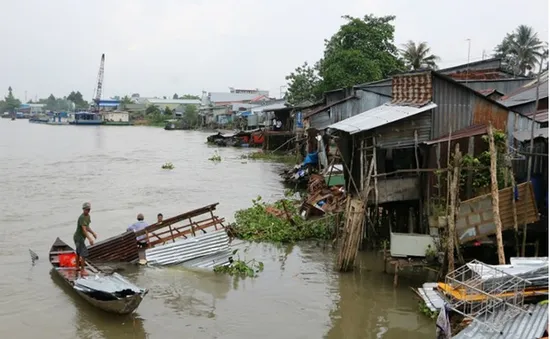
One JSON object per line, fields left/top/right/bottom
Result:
{"left": 208, "top": 150, "right": 222, "bottom": 162}
{"left": 162, "top": 162, "right": 174, "bottom": 169}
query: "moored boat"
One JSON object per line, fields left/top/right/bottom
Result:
{"left": 69, "top": 112, "right": 103, "bottom": 125}
{"left": 49, "top": 237, "right": 148, "bottom": 314}
{"left": 29, "top": 116, "right": 49, "bottom": 124}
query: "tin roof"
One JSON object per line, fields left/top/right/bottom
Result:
{"left": 424, "top": 124, "right": 488, "bottom": 145}
{"left": 500, "top": 78, "right": 549, "bottom": 107}
{"left": 526, "top": 110, "right": 549, "bottom": 123}
{"left": 478, "top": 88, "right": 504, "bottom": 97}
{"left": 453, "top": 304, "right": 548, "bottom": 339}
{"left": 328, "top": 102, "right": 437, "bottom": 135}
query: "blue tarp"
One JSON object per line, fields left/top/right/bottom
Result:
{"left": 237, "top": 111, "right": 252, "bottom": 117}
{"left": 302, "top": 152, "right": 318, "bottom": 166}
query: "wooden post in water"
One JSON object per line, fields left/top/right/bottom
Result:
{"left": 488, "top": 124, "right": 506, "bottom": 265}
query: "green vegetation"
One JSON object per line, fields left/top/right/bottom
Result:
{"left": 240, "top": 151, "right": 297, "bottom": 164}
{"left": 213, "top": 249, "right": 264, "bottom": 278}
{"left": 285, "top": 14, "right": 405, "bottom": 105}
{"left": 494, "top": 25, "right": 547, "bottom": 76}
{"left": 459, "top": 129, "right": 511, "bottom": 192}
{"left": 231, "top": 196, "right": 334, "bottom": 243}
{"left": 0, "top": 86, "right": 21, "bottom": 113}
{"left": 162, "top": 162, "right": 174, "bottom": 169}
{"left": 208, "top": 151, "right": 222, "bottom": 162}
{"left": 400, "top": 41, "right": 440, "bottom": 70}
{"left": 418, "top": 302, "right": 438, "bottom": 319}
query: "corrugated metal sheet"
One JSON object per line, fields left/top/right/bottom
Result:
{"left": 527, "top": 110, "right": 549, "bottom": 123}
{"left": 439, "top": 58, "right": 503, "bottom": 74}
{"left": 144, "top": 229, "right": 230, "bottom": 266}
{"left": 514, "top": 128, "right": 549, "bottom": 142}
{"left": 471, "top": 96, "right": 510, "bottom": 130}
{"left": 356, "top": 78, "right": 393, "bottom": 97}
{"left": 328, "top": 102, "right": 437, "bottom": 135}
{"left": 460, "top": 78, "right": 533, "bottom": 95}
{"left": 432, "top": 75, "right": 476, "bottom": 138}
{"left": 74, "top": 272, "right": 145, "bottom": 295}
{"left": 392, "top": 72, "right": 433, "bottom": 106}
{"left": 453, "top": 303, "right": 548, "bottom": 339}
{"left": 424, "top": 124, "right": 487, "bottom": 145}
{"left": 307, "top": 91, "right": 390, "bottom": 130}
{"left": 179, "top": 248, "right": 233, "bottom": 269}
{"left": 88, "top": 231, "right": 139, "bottom": 263}
{"left": 309, "top": 110, "right": 331, "bottom": 130}
{"left": 500, "top": 79, "right": 549, "bottom": 108}
{"left": 373, "top": 111, "right": 432, "bottom": 148}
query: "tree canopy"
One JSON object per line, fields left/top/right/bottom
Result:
{"left": 494, "top": 25, "right": 546, "bottom": 76}
{"left": 3, "top": 86, "right": 21, "bottom": 113}
{"left": 400, "top": 41, "right": 440, "bottom": 70}
{"left": 285, "top": 14, "right": 404, "bottom": 105}
{"left": 67, "top": 91, "right": 88, "bottom": 109}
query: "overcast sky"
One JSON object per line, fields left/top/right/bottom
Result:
{"left": 0, "top": 0, "right": 548, "bottom": 102}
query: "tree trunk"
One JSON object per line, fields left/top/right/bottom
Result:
{"left": 488, "top": 124, "right": 506, "bottom": 265}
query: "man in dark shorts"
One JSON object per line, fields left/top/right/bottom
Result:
{"left": 74, "top": 202, "right": 97, "bottom": 275}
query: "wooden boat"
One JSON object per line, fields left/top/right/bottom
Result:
{"left": 49, "top": 237, "right": 148, "bottom": 314}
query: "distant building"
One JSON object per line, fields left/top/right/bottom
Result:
{"left": 199, "top": 88, "right": 271, "bottom": 125}
{"left": 144, "top": 98, "right": 201, "bottom": 111}
{"left": 103, "top": 111, "right": 129, "bottom": 123}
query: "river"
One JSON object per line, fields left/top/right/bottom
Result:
{"left": 0, "top": 120, "right": 433, "bottom": 339}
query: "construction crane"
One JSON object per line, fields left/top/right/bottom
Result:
{"left": 91, "top": 54, "right": 105, "bottom": 110}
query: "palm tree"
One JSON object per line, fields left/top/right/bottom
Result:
{"left": 494, "top": 25, "right": 543, "bottom": 76}
{"left": 400, "top": 41, "right": 440, "bottom": 70}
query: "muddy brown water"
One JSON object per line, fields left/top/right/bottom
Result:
{"left": 0, "top": 120, "right": 433, "bottom": 339}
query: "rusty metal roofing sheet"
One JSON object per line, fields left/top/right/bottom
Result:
{"left": 424, "top": 124, "right": 487, "bottom": 145}
{"left": 392, "top": 72, "right": 433, "bottom": 107}
{"left": 144, "top": 229, "right": 230, "bottom": 266}
{"left": 453, "top": 303, "right": 548, "bottom": 339}
{"left": 88, "top": 231, "right": 139, "bottom": 263}
{"left": 328, "top": 102, "right": 437, "bottom": 135}
{"left": 526, "top": 110, "right": 549, "bottom": 123}
{"left": 513, "top": 128, "right": 549, "bottom": 142}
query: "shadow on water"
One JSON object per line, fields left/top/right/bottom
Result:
{"left": 49, "top": 270, "right": 148, "bottom": 339}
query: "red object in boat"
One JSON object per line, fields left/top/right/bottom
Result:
{"left": 59, "top": 253, "right": 77, "bottom": 267}
{"left": 252, "top": 134, "right": 264, "bottom": 145}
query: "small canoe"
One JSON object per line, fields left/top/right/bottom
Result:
{"left": 49, "top": 237, "right": 148, "bottom": 315}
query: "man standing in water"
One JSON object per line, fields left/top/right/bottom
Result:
{"left": 157, "top": 213, "right": 163, "bottom": 224}
{"left": 74, "top": 202, "right": 97, "bottom": 275}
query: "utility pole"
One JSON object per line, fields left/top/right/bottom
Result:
{"left": 522, "top": 55, "right": 546, "bottom": 255}
{"left": 466, "top": 39, "right": 472, "bottom": 84}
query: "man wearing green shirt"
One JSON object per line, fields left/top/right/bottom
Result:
{"left": 74, "top": 202, "right": 97, "bottom": 275}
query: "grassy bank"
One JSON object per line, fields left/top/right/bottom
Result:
{"left": 230, "top": 196, "right": 335, "bottom": 243}
{"left": 241, "top": 151, "right": 298, "bottom": 165}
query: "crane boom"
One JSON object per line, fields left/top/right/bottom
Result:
{"left": 93, "top": 54, "right": 105, "bottom": 103}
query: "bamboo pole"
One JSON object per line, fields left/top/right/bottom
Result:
{"left": 488, "top": 124, "right": 506, "bottom": 265}
{"left": 447, "top": 143, "right": 461, "bottom": 274}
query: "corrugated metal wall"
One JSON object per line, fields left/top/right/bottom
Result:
{"left": 509, "top": 102, "right": 537, "bottom": 114}
{"left": 471, "top": 96, "right": 509, "bottom": 130}
{"left": 431, "top": 76, "right": 475, "bottom": 138}
{"left": 309, "top": 111, "right": 332, "bottom": 130}
{"left": 459, "top": 79, "right": 532, "bottom": 95}
{"left": 309, "top": 90, "right": 390, "bottom": 130}
{"left": 371, "top": 111, "right": 432, "bottom": 148}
